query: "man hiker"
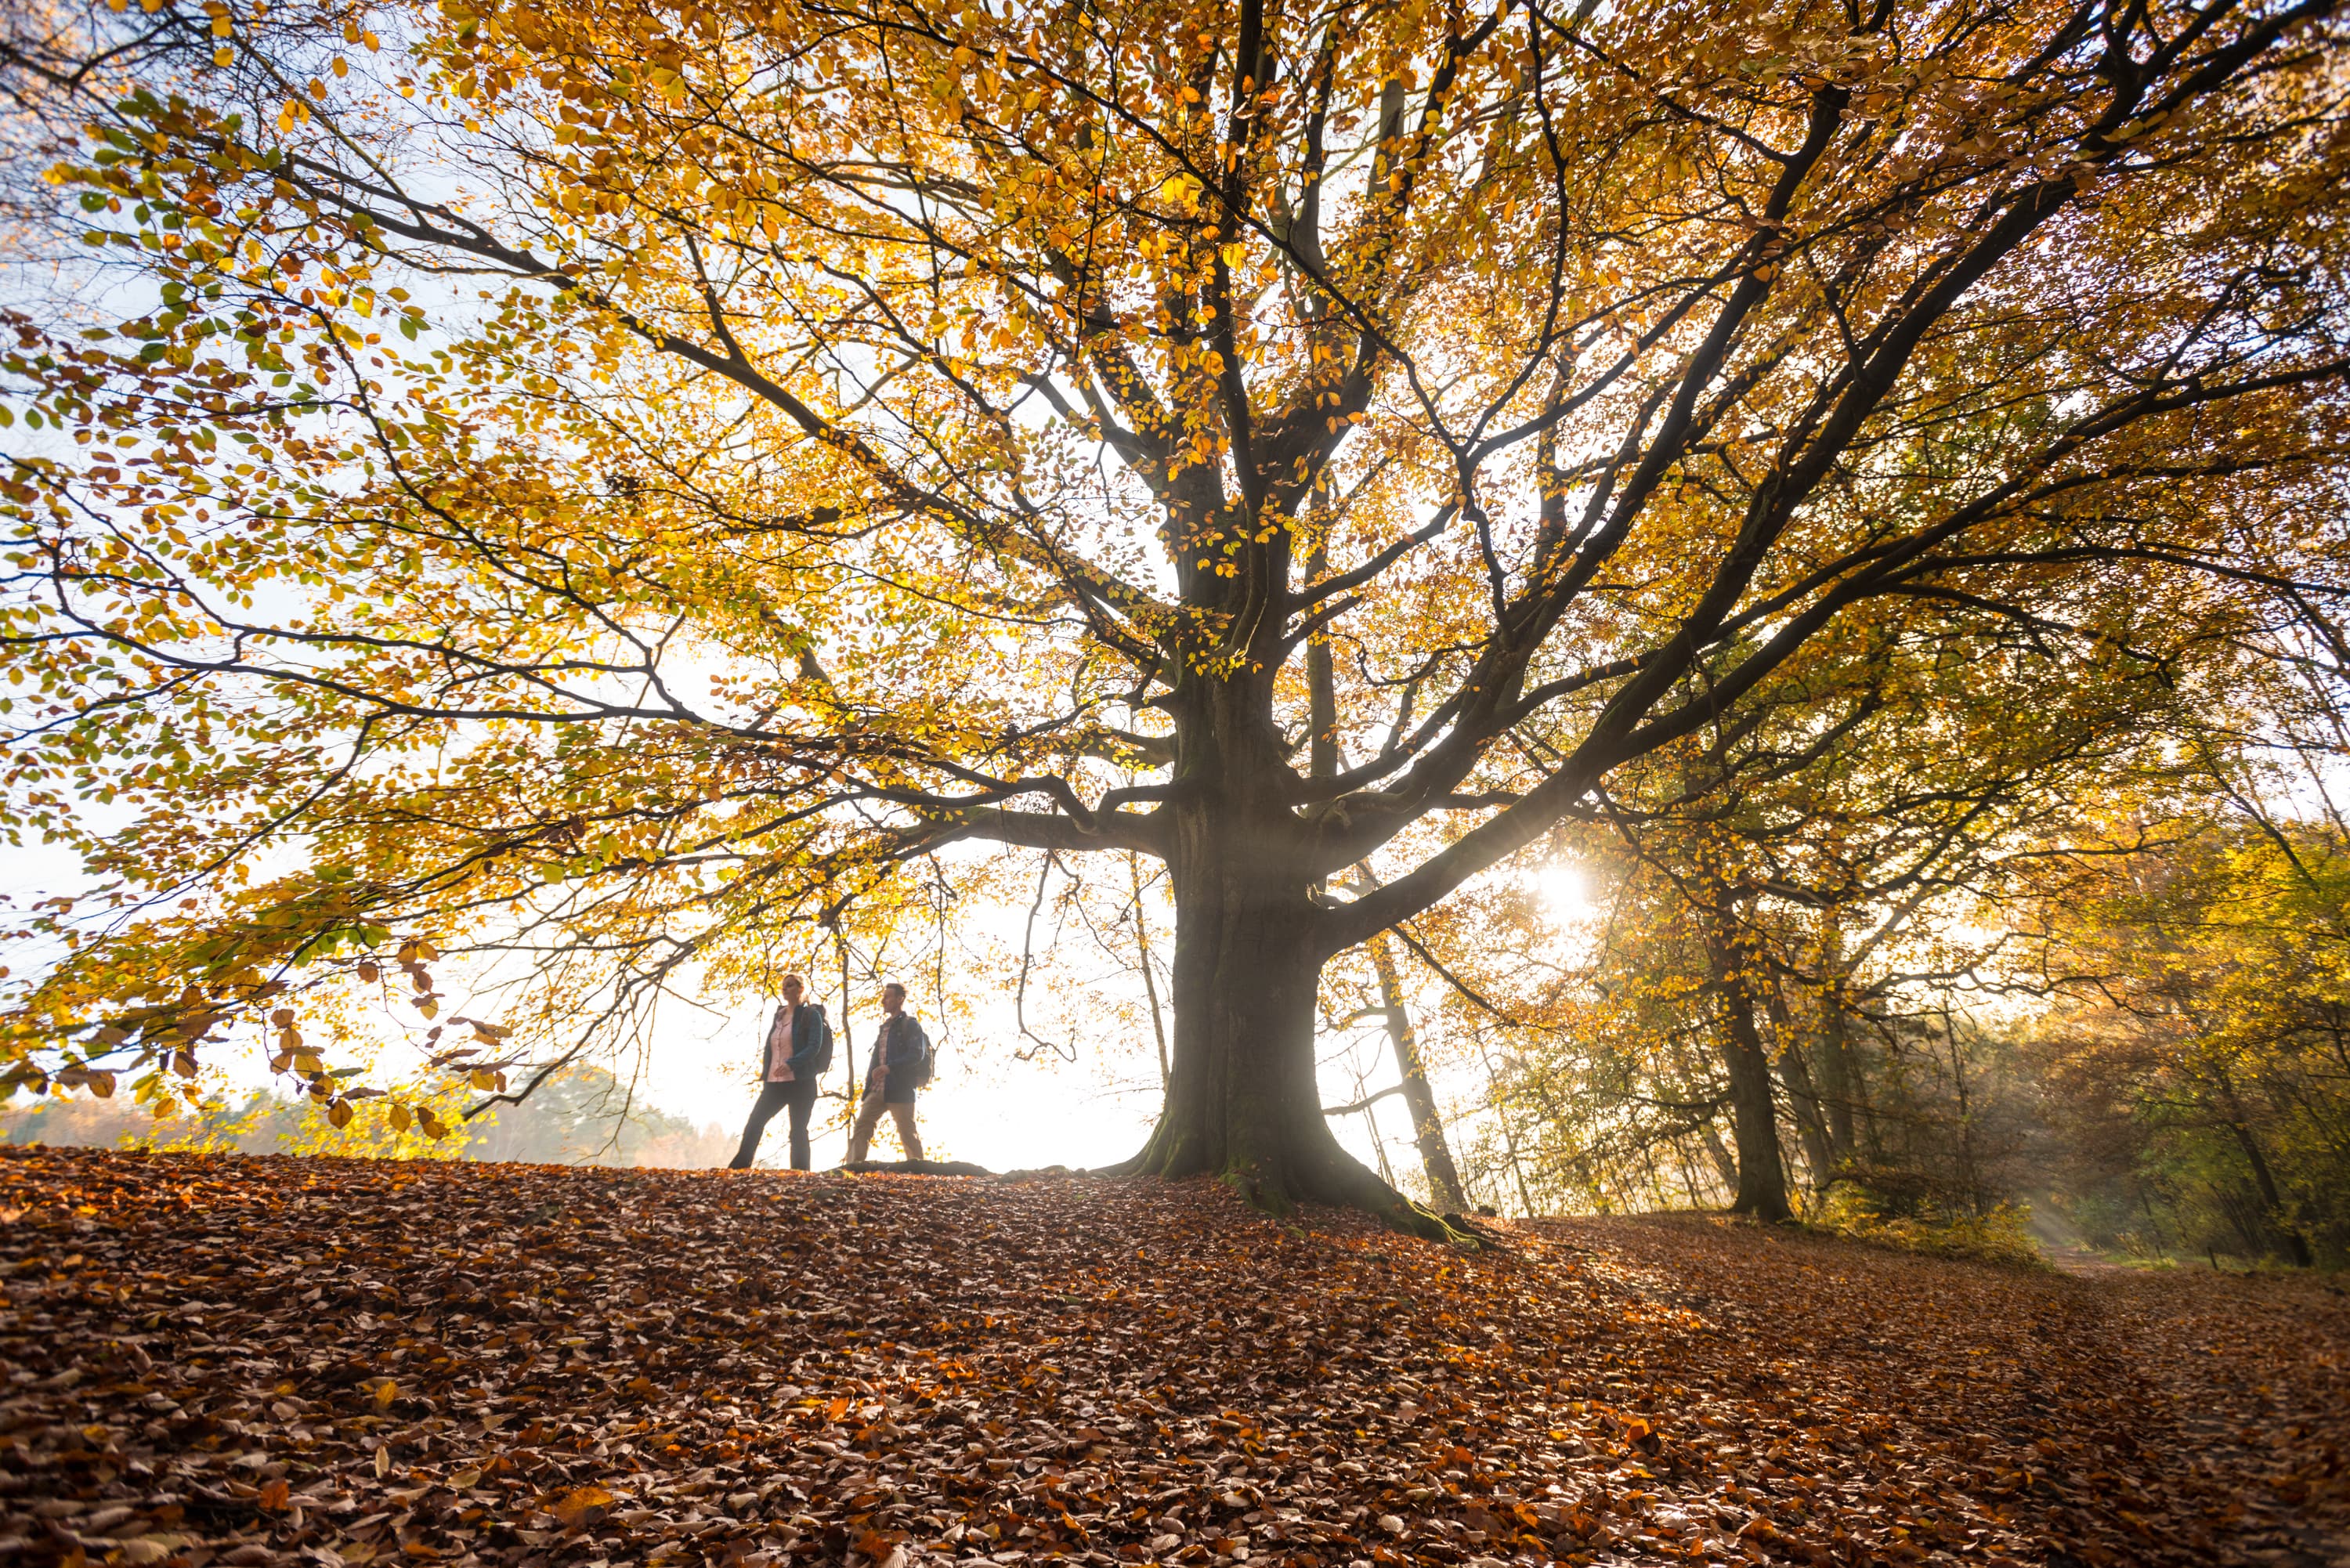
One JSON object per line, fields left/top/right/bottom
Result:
{"left": 727, "top": 972, "right": 831, "bottom": 1170}
{"left": 847, "top": 981, "right": 927, "bottom": 1162}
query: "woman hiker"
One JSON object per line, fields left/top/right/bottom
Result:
{"left": 727, "top": 972, "right": 832, "bottom": 1170}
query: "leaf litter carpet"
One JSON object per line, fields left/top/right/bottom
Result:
{"left": 1, "top": 1149, "right": 2342, "bottom": 1568}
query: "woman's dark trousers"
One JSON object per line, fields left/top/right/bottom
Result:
{"left": 728, "top": 1077, "right": 819, "bottom": 1169}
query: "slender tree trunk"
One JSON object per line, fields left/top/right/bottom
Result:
{"left": 1943, "top": 1004, "right": 1982, "bottom": 1209}
{"left": 1700, "top": 1122, "right": 1739, "bottom": 1196}
{"left": 2214, "top": 1071, "right": 2315, "bottom": 1267}
{"left": 1815, "top": 977, "right": 1860, "bottom": 1158}
{"left": 1665, "top": 1037, "right": 1741, "bottom": 1193}
{"left": 1708, "top": 920, "right": 1792, "bottom": 1222}
{"left": 1673, "top": 1136, "right": 1706, "bottom": 1209}
{"left": 1475, "top": 1037, "right": 1541, "bottom": 1216}
{"left": 1360, "top": 1100, "right": 1397, "bottom": 1189}
{"left": 1130, "top": 854, "right": 1171, "bottom": 1093}
{"left": 1365, "top": 930, "right": 1470, "bottom": 1214}
{"left": 1814, "top": 922, "right": 1860, "bottom": 1158}
{"left": 1764, "top": 978, "right": 1838, "bottom": 1196}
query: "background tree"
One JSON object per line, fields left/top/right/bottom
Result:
{"left": 1407, "top": 585, "right": 2211, "bottom": 1216}
{"left": 2, "top": 0, "right": 2348, "bottom": 1219}
{"left": 2026, "top": 804, "right": 2350, "bottom": 1266}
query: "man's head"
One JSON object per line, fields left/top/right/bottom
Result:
{"left": 779, "top": 973, "right": 804, "bottom": 1005}
{"left": 881, "top": 982, "right": 906, "bottom": 1015}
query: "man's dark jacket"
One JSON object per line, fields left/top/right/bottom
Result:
{"left": 876, "top": 1012, "right": 927, "bottom": 1068}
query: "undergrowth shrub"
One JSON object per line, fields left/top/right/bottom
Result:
{"left": 1811, "top": 1182, "right": 2044, "bottom": 1267}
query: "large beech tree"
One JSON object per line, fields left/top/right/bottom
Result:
{"left": 2, "top": 0, "right": 2348, "bottom": 1223}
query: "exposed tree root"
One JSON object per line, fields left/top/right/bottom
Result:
{"left": 1115, "top": 1130, "right": 1481, "bottom": 1248}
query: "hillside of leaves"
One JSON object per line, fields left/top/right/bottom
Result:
{"left": 2, "top": 1151, "right": 2344, "bottom": 1568}
{"left": 0, "top": 1067, "right": 733, "bottom": 1171}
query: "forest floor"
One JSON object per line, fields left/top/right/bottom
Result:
{"left": 1, "top": 1147, "right": 2344, "bottom": 1568}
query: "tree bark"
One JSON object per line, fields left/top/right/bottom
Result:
{"left": 1364, "top": 930, "right": 1470, "bottom": 1214}
{"left": 1124, "top": 818, "right": 1349, "bottom": 1198}
{"left": 1813, "top": 922, "right": 1861, "bottom": 1158}
{"left": 1115, "top": 675, "right": 1449, "bottom": 1237}
{"left": 1764, "top": 977, "right": 1838, "bottom": 1195}
{"left": 1708, "top": 919, "right": 1792, "bottom": 1222}
{"left": 2214, "top": 1071, "right": 2315, "bottom": 1267}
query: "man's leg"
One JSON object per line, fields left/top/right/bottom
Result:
{"left": 846, "top": 1092, "right": 886, "bottom": 1162}
{"left": 785, "top": 1080, "right": 819, "bottom": 1171}
{"left": 728, "top": 1082, "right": 791, "bottom": 1169}
{"left": 888, "top": 1101, "right": 922, "bottom": 1162}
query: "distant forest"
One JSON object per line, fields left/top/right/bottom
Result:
{"left": 0, "top": 1065, "right": 732, "bottom": 1170}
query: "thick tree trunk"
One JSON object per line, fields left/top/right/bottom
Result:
{"left": 1719, "top": 1017, "right": 1791, "bottom": 1222}
{"left": 1708, "top": 923, "right": 1792, "bottom": 1223}
{"left": 1117, "top": 678, "right": 1451, "bottom": 1238}
{"left": 1122, "top": 846, "right": 1334, "bottom": 1183}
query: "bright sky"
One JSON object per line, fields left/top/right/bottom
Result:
{"left": 631, "top": 970, "right": 1170, "bottom": 1172}
{"left": 634, "top": 867, "right": 1596, "bottom": 1180}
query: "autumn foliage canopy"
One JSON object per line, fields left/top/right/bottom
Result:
{"left": 1, "top": 0, "right": 2347, "bottom": 1216}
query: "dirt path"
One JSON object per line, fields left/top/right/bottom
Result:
{"left": 2064, "top": 1264, "right": 2348, "bottom": 1567}
{"left": 2030, "top": 1235, "right": 2346, "bottom": 1563}
{"left": 1536, "top": 1216, "right": 2350, "bottom": 1567}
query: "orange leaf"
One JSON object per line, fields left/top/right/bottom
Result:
{"left": 551, "top": 1485, "right": 613, "bottom": 1526}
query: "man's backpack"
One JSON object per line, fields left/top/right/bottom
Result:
{"left": 911, "top": 1018, "right": 935, "bottom": 1089}
{"left": 884, "top": 1013, "right": 935, "bottom": 1089}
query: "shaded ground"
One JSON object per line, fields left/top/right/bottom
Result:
{"left": 1, "top": 1148, "right": 2342, "bottom": 1568}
